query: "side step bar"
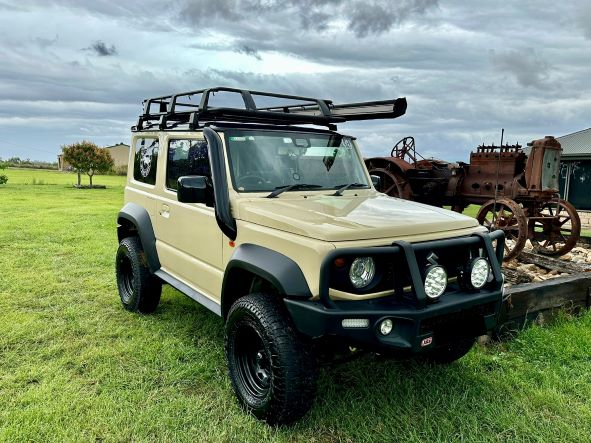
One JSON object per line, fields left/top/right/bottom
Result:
{"left": 154, "top": 269, "right": 222, "bottom": 316}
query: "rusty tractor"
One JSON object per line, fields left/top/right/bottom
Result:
{"left": 365, "top": 135, "right": 581, "bottom": 260}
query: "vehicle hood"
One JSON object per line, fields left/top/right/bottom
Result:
{"left": 234, "top": 192, "right": 480, "bottom": 242}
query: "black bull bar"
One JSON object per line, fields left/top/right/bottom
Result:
{"left": 284, "top": 230, "right": 506, "bottom": 352}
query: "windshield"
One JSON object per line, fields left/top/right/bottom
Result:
{"left": 224, "top": 129, "right": 370, "bottom": 192}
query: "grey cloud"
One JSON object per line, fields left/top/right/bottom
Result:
{"left": 4, "top": 0, "right": 176, "bottom": 32}
{"left": 298, "top": 9, "right": 331, "bottom": 31}
{"left": 0, "top": 1, "right": 26, "bottom": 11}
{"left": 179, "top": 0, "right": 437, "bottom": 37}
{"left": 491, "top": 48, "right": 551, "bottom": 89}
{"left": 10, "top": 0, "right": 158, "bottom": 17}
{"left": 84, "top": 40, "right": 117, "bottom": 56}
{"left": 33, "top": 34, "right": 58, "bottom": 49}
{"left": 194, "top": 31, "right": 485, "bottom": 71}
{"left": 181, "top": 0, "right": 337, "bottom": 27}
{"left": 348, "top": 0, "right": 437, "bottom": 37}
{"left": 235, "top": 44, "right": 262, "bottom": 60}
{"left": 576, "top": 2, "right": 591, "bottom": 39}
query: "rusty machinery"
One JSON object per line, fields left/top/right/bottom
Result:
{"left": 365, "top": 136, "right": 581, "bottom": 260}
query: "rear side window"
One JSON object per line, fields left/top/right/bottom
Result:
{"left": 166, "top": 139, "right": 210, "bottom": 190}
{"left": 133, "top": 138, "right": 159, "bottom": 185}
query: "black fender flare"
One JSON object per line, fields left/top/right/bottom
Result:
{"left": 117, "top": 202, "right": 160, "bottom": 273}
{"left": 221, "top": 244, "right": 312, "bottom": 318}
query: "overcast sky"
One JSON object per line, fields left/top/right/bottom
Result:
{"left": 0, "top": 0, "right": 590, "bottom": 162}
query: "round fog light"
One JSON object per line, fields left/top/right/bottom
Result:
{"left": 379, "top": 319, "right": 393, "bottom": 335}
{"left": 470, "top": 258, "right": 490, "bottom": 289}
{"left": 424, "top": 265, "right": 447, "bottom": 299}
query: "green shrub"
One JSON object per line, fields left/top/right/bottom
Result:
{"left": 0, "top": 160, "right": 7, "bottom": 184}
{"left": 4, "top": 157, "right": 58, "bottom": 170}
{"left": 105, "top": 165, "right": 127, "bottom": 176}
{"left": 114, "top": 165, "right": 128, "bottom": 176}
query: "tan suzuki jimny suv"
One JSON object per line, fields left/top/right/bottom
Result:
{"left": 115, "top": 87, "right": 505, "bottom": 425}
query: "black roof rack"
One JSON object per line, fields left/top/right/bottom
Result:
{"left": 133, "top": 87, "right": 407, "bottom": 132}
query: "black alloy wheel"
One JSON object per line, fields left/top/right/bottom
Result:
{"left": 225, "top": 293, "right": 317, "bottom": 425}
{"left": 234, "top": 323, "right": 272, "bottom": 400}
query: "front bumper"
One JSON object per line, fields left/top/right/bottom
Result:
{"left": 285, "top": 288, "right": 502, "bottom": 352}
{"left": 284, "top": 230, "right": 505, "bottom": 353}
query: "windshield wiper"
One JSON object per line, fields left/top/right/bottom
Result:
{"left": 266, "top": 183, "right": 322, "bottom": 198}
{"left": 332, "top": 182, "right": 368, "bottom": 196}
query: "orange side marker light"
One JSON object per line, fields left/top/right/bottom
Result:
{"left": 334, "top": 258, "right": 346, "bottom": 268}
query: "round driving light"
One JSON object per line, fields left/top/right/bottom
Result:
{"left": 379, "top": 319, "right": 393, "bottom": 335}
{"left": 424, "top": 265, "right": 447, "bottom": 299}
{"left": 349, "top": 257, "right": 376, "bottom": 289}
{"left": 470, "top": 258, "right": 490, "bottom": 289}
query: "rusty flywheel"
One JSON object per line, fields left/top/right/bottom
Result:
{"left": 476, "top": 198, "right": 528, "bottom": 261}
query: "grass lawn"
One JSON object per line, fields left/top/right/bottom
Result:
{"left": 1, "top": 168, "right": 591, "bottom": 442}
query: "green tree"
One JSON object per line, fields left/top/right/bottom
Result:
{"left": 87, "top": 147, "right": 115, "bottom": 188}
{"left": 61, "top": 141, "right": 114, "bottom": 188}
{"left": 0, "top": 160, "right": 7, "bottom": 184}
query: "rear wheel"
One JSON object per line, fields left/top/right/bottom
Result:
{"left": 225, "top": 293, "right": 317, "bottom": 425}
{"left": 528, "top": 199, "right": 581, "bottom": 256}
{"left": 115, "top": 236, "right": 161, "bottom": 313}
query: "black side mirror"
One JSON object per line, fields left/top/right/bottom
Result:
{"left": 371, "top": 174, "right": 381, "bottom": 189}
{"left": 178, "top": 176, "right": 213, "bottom": 206}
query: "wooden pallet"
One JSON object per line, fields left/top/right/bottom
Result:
{"left": 496, "top": 273, "right": 591, "bottom": 336}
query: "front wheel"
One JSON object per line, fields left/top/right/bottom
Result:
{"left": 225, "top": 293, "right": 317, "bottom": 425}
{"left": 476, "top": 198, "right": 527, "bottom": 260}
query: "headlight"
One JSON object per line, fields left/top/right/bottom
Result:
{"left": 470, "top": 258, "right": 490, "bottom": 289}
{"left": 424, "top": 265, "right": 447, "bottom": 299}
{"left": 349, "top": 257, "right": 376, "bottom": 289}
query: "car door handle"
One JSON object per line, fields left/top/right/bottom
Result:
{"left": 159, "top": 204, "right": 170, "bottom": 218}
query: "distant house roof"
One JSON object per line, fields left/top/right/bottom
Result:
{"left": 557, "top": 127, "right": 591, "bottom": 159}
{"left": 104, "top": 143, "right": 130, "bottom": 149}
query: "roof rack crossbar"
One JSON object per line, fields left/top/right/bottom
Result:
{"left": 134, "top": 87, "right": 406, "bottom": 132}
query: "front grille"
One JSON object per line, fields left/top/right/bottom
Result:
{"left": 419, "top": 302, "right": 496, "bottom": 336}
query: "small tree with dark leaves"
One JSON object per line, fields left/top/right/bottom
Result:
{"left": 61, "top": 141, "right": 114, "bottom": 188}
{"left": 0, "top": 159, "right": 8, "bottom": 184}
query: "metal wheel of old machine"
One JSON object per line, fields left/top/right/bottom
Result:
{"left": 390, "top": 136, "right": 416, "bottom": 163}
{"left": 528, "top": 199, "right": 581, "bottom": 256}
{"left": 367, "top": 166, "right": 412, "bottom": 199}
{"left": 476, "top": 198, "right": 528, "bottom": 260}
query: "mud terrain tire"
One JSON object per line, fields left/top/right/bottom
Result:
{"left": 115, "top": 236, "right": 162, "bottom": 313}
{"left": 225, "top": 293, "right": 317, "bottom": 425}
